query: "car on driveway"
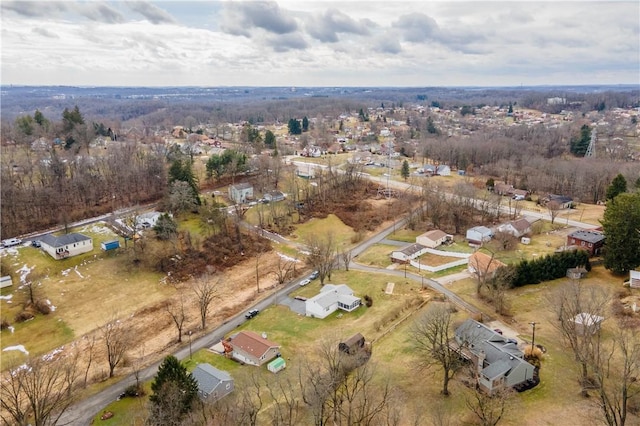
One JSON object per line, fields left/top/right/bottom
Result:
{"left": 245, "top": 309, "right": 260, "bottom": 319}
{"left": 299, "top": 279, "right": 311, "bottom": 286}
{"left": 1, "top": 238, "right": 22, "bottom": 248}
{"left": 31, "top": 240, "right": 41, "bottom": 248}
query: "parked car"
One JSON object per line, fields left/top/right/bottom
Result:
{"left": 245, "top": 309, "right": 260, "bottom": 319}
{"left": 299, "top": 279, "right": 311, "bottom": 287}
{"left": 309, "top": 270, "right": 319, "bottom": 280}
{"left": 31, "top": 240, "right": 41, "bottom": 248}
{"left": 1, "top": 238, "right": 22, "bottom": 248}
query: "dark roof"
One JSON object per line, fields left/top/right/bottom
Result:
{"left": 192, "top": 363, "right": 232, "bottom": 395}
{"left": 397, "top": 243, "right": 426, "bottom": 256}
{"left": 568, "top": 230, "right": 605, "bottom": 244}
{"left": 548, "top": 194, "right": 573, "bottom": 203}
{"left": 231, "top": 182, "right": 252, "bottom": 190}
{"left": 40, "top": 233, "right": 91, "bottom": 248}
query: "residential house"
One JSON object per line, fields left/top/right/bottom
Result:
{"left": 390, "top": 243, "right": 428, "bottom": 263}
{"left": 493, "top": 183, "right": 514, "bottom": 196}
{"left": 305, "top": 284, "right": 361, "bottom": 319}
{"left": 416, "top": 230, "right": 450, "bottom": 248}
{"left": 566, "top": 230, "right": 605, "bottom": 256}
{"left": 421, "top": 164, "right": 451, "bottom": 176}
{"left": 571, "top": 313, "right": 604, "bottom": 336}
{"left": 466, "top": 226, "right": 494, "bottom": 245}
{"left": 227, "top": 331, "right": 281, "bottom": 366}
{"left": 455, "top": 319, "right": 536, "bottom": 394}
{"left": 468, "top": 251, "right": 506, "bottom": 278}
{"left": 39, "top": 233, "right": 93, "bottom": 260}
{"left": 263, "top": 190, "right": 285, "bottom": 202}
{"left": 228, "top": 182, "right": 254, "bottom": 204}
{"left": 136, "top": 211, "right": 164, "bottom": 230}
{"left": 191, "top": 363, "right": 234, "bottom": 401}
{"left": 544, "top": 194, "right": 573, "bottom": 209}
{"left": 497, "top": 218, "right": 532, "bottom": 238}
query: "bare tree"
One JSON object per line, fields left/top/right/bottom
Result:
{"left": 339, "top": 246, "right": 353, "bottom": 272}
{"left": 193, "top": 273, "right": 220, "bottom": 330}
{"left": 465, "top": 387, "right": 514, "bottom": 426}
{"left": 546, "top": 200, "right": 562, "bottom": 225}
{"left": 306, "top": 233, "right": 337, "bottom": 285}
{"left": 265, "top": 373, "right": 305, "bottom": 426}
{"left": 409, "top": 303, "right": 464, "bottom": 396}
{"left": 487, "top": 265, "right": 516, "bottom": 315}
{"left": 82, "top": 335, "right": 97, "bottom": 387}
{"left": 166, "top": 296, "right": 188, "bottom": 343}
{"left": 274, "top": 255, "right": 296, "bottom": 285}
{"left": 548, "top": 281, "right": 610, "bottom": 396}
{"left": 591, "top": 327, "right": 640, "bottom": 426}
{"left": 1, "top": 352, "right": 80, "bottom": 426}
{"left": 100, "top": 316, "right": 132, "bottom": 378}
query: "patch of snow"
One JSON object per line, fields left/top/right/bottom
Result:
{"left": 277, "top": 252, "right": 301, "bottom": 263}
{"left": 45, "top": 299, "right": 57, "bottom": 311}
{"left": 61, "top": 268, "right": 71, "bottom": 276}
{"left": 8, "top": 326, "right": 15, "bottom": 333}
{"left": 17, "top": 264, "right": 34, "bottom": 284}
{"left": 3, "top": 345, "right": 29, "bottom": 355}
{"left": 42, "top": 346, "right": 64, "bottom": 362}
{"left": 74, "top": 266, "right": 84, "bottom": 279}
{"left": 80, "top": 223, "right": 115, "bottom": 235}
{"left": 0, "top": 294, "right": 13, "bottom": 301}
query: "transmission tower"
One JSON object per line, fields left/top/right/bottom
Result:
{"left": 585, "top": 128, "right": 596, "bottom": 158}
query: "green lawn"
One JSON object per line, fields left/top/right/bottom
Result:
{"left": 291, "top": 214, "right": 355, "bottom": 247}
{"left": 355, "top": 244, "right": 396, "bottom": 267}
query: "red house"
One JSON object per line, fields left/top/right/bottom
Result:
{"left": 566, "top": 230, "right": 605, "bottom": 256}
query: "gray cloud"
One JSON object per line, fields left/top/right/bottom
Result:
{"left": 392, "top": 13, "right": 439, "bottom": 43}
{"left": 221, "top": 1, "right": 297, "bottom": 37}
{"left": 32, "top": 27, "right": 60, "bottom": 39}
{"left": 1, "top": 1, "right": 68, "bottom": 18}
{"left": 268, "top": 33, "right": 308, "bottom": 52}
{"left": 77, "top": 3, "right": 124, "bottom": 23}
{"left": 306, "top": 8, "right": 372, "bottom": 43}
{"left": 374, "top": 33, "right": 402, "bottom": 54}
{"left": 126, "top": 1, "right": 177, "bottom": 25}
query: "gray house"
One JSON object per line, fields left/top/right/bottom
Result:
{"left": 466, "top": 226, "right": 494, "bottom": 245}
{"left": 191, "top": 363, "right": 234, "bottom": 401}
{"left": 455, "top": 319, "right": 535, "bottom": 394}
{"left": 228, "top": 183, "right": 254, "bottom": 204}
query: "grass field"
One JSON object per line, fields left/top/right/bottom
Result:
{"left": 290, "top": 214, "right": 355, "bottom": 247}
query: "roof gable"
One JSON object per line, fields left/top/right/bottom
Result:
{"left": 40, "top": 233, "right": 91, "bottom": 248}
{"left": 192, "top": 363, "right": 231, "bottom": 394}
{"left": 230, "top": 331, "right": 280, "bottom": 358}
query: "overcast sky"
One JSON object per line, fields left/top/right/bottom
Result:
{"left": 1, "top": 1, "right": 638, "bottom": 87}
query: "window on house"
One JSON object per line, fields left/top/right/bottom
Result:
{"left": 589, "top": 243, "right": 593, "bottom": 247}
{"left": 226, "top": 383, "right": 231, "bottom": 390}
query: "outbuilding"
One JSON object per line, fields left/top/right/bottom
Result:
{"left": 267, "top": 357, "right": 286, "bottom": 374}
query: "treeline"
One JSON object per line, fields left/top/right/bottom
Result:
{"left": 508, "top": 250, "right": 591, "bottom": 288}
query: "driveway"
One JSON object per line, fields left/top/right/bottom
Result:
{"left": 279, "top": 296, "right": 306, "bottom": 315}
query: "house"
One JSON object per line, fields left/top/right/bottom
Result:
{"left": 39, "top": 233, "right": 93, "bottom": 260}
{"left": 391, "top": 243, "right": 429, "bottom": 263}
{"left": 191, "top": 363, "right": 234, "bottom": 401}
{"left": 263, "top": 190, "right": 285, "bottom": 202}
{"left": 339, "top": 333, "right": 365, "bottom": 355}
{"left": 136, "top": 211, "right": 164, "bottom": 230}
{"left": 305, "top": 284, "right": 361, "bottom": 319}
{"left": 571, "top": 313, "right": 604, "bottom": 335}
{"left": 421, "top": 164, "right": 451, "bottom": 176}
{"left": 267, "top": 357, "right": 286, "bottom": 374}
{"left": 455, "top": 319, "right": 535, "bottom": 394}
{"left": 544, "top": 194, "right": 573, "bottom": 209}
{"left": 493, "top": 183, "right": 514, "bottom": 196}
{"left": 566, "top": 230, "right": 605, "bottom": 256}
{"left": 497, "top": 218, "right": 532, "bottom": 238}
{"left": 468, "top": 251, "right": 506, "bottom": 278}
{"left": 228, "top": 182, "right": 254, "bottom": 204}
{"left": 466, "top": 226, "right": 494, "bottom": 245}
{"left": 0, "top": 276, "right": 12, "bottom": 289}
{"left": 630, "top": 270, "right": 640, "bottom": 289}
{"left": 227, "top": 331, "right": 281, "bottom": 366}
{"left": 416, "top": 230, "right": 450, "bottom": 248}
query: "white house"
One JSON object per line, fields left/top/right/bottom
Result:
{"left": 466, "top": 226, "right": 494, "bottom": 245}
{"left": 228, "top": 182, "right": 254, "bottom": 204}
{"left": 497, "top": 218, "right": 532, "bottom": 238}
{"left": 39, "top": 233, "right": 93, "bottom": 260}
{"left": 390, "top": 243, "right": 429, "bottom": 263}
{"left": 416, "top": 230, "right": 449, "bottom": 248}
{"left": 421, "top": 164, "right": 451, "bottom": 176}
{"left": 305, "top": 284, "right": 361, "bottom": 319}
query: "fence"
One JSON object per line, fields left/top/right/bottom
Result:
{"left": 409, "top": 248, "right": 471, "bottom": 272}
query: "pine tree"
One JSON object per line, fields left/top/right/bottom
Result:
{"left": 606, "top": 174, "right": 627, "bottom": 201}
{"left": 602, "top": 192, "right": 640, "bottom": 275}
{"left": 401, "top": 160, "right": 410, "bottom": 181}
{"left": 150, "top": 356, "right": 198, "bottom": 420}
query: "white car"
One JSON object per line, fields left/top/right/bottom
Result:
{"left": 299, "top": 279, "right": 311, "bottom": 286}
{"left": 1, "top": 238, "right": 22, "bottom": 248}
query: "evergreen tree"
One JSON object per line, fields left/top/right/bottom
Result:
{"left": 264, "top": 129, "right": 276, "bottom": 148}
{"left": 169, "top": 159, "right": 200, "bottom": 205}
{"left": 302, "top": 116, "right": 309, "bottom": 132}
{"left": 570, "top": 124, "right": 591, "bottom": 156}
{"left": 149, "top": 355, "right": 198, "bottom": 423}
{"left": 401, "top": 160, "right": 410, "bottom": 181}
{"left": 606, "top": 174, "right": 627, "bottom": 201}
{"left": 153, "top": 213, "right": 178, "bottom": 240}
{"left": 426, "top": 116, "right": 438, "bottom": 134}
{"left": 602, "top": 192, "right": 640, "bottom": 275}
{"left": 287, "top": 118, "right": 302, "bottom": 135}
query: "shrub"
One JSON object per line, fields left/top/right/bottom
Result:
{"left": 363, "top": 295, "right": 373, "bottom": 307}
{"left": 123, "top": 384, "right": 144, "bottom": 398}
{"left": 1, "top": 318, "right": 10, "bottom": 330}
{"left": 15, "top": 310, "right": 35, "bottom": 322}
{"left": 35, "top": 299, "right": 51, "bottom": 315}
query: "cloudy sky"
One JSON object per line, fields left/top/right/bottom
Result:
{"left": 1, "top": 1, "right": 638, "bottom": 87}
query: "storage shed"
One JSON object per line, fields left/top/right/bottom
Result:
{"left": 100, "top": 240, "right": 120, "bottom": 251}
{"left": 267, "top": 357, "right": 286, "bottom": 374}
{"left": 0, "top": 276, "right": 13, "bottom": 289}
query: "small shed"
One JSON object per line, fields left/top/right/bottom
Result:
{"left": 0, "top": 276, "right": 13, "bottom": 289}
{"left": 267, "top": 357, "right": 286, "bottom": 374}
{"left": 339, "top": 333, "right": 365, "bottom": 355}
{"left": 630, "top": 270, "right": 640, "bottom": 289}
{"left": 571, "top": 313, "right": 604, "bottom": 335}
{"left": 100, "top": 240, "right": 120, "bottom": 251}
{"left": 566, "top": 267, "right": 588, "bottom": 280}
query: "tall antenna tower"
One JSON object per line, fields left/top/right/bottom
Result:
{"left": 585, "top": 128, "right": 596, "bottom": 158}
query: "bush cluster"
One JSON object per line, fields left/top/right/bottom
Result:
{"left": 510, "top": 250, "right": 591, "bottom": 287}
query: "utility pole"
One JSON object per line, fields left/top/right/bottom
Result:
{"left": 529, "top": 322, "right": 538, "bottom": 355}
{"left": 188, "top": 330, "right": 193, "bottom": 359}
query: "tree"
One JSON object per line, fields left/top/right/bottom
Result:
{"left": 193, "top": 273, "right": 220, "bottom": 329}
{"left": 409, "top": 303, "right": 463, "bottom": 396}
{"left": 166, "top": 296, "right": 188, "bottom": 343}
{"left": 302, "top": 116, "right": 309, "bottom": 132}
{"left": 570, "top": 124, "right": 591, "bottom": 156}
{"left": 149, "top": 355, "right": 198, "bottom": 425}
{"left": 426, "top": 116, "right": 439, "bottom": 134}
{"left": 306, "top": 233, "right": 337, "bottom": 285}
{"left": 168, "top": 181, "right": 199, "bottom": 214}
{"left": 288, "top": 118, "right": 302, "bottom": 135}
{"left": 100, "top": 316, "right": 132, "bottom": 378}
{"left": 487, "top": 265, "right": 516, "bottom": 314}
{"left": 465, "top": 387, "right": 514, "bottom": 426}
{"left": 606, "top": 174, "right": 628, "bottom": 201}
{"left": 168, "top": 159, "right": 200, "bottom": 206}
{"left": 153, "top": 213, "right": 178, "bottom": 240}
{"left": 0, "top": 353, "right": 80, "bottom": 426}
{"left": 602, "top": 192, "right": 640, "bottom": 275}
{"left": 546, "top": 200, "right": 562, "bottom": 225}
{"left": 264, "top": 129, "right": 277, "bottom": 148}
{"left": 401, "top": 160, "right": 410, "bottom": 181}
